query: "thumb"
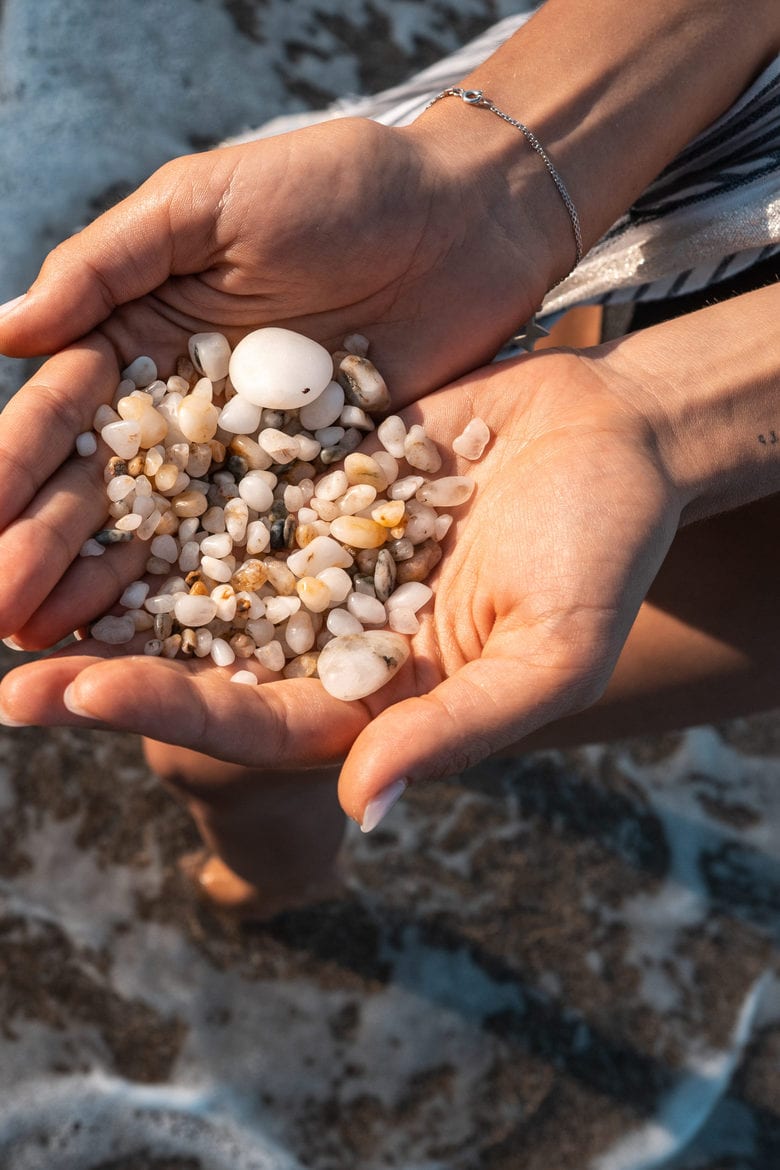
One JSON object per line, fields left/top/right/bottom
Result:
{"left": 338, "top": 644, "right": 605, "bottom": 832}
{"left": 0, "top": 164, "right": 185, "bottom": 357}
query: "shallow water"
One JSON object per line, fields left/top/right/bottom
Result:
{"left": 1, "top": 662, "right": 778, "bottom": 1169}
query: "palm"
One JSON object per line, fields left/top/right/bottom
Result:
{"left": 0, "top": 351, "right": 681, "bottom": 817}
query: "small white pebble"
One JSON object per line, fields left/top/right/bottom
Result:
{"left": 106, "top": 475, "right": 136, "bottom": 502}
{"left": 316, "top": 566, "right": 352, "bottom": 604}
{"left": 386, "top": 582, "right": 433, "bottom": 613}
{"left": 416, "top": 476, "right": 475, "bottom": 508}
{"left": 91, "top": 614, "right": 136, "bottom": 645}
{"left": 120, "top": 580, "right": 151, "bottom": 610}
{"left": 150, "top": 534, "right": 178, "bottom": 563}
{"left": 144, "top": 593, "right": 176, "bottom": 614}
{"left": 201, "top": 555, "right": 233, "bottom": 583}
{"left": 174, "top": 594, "right": 218, "bottom": 627}
{"left": 254, "top": 639, "right": 286, "bottom": 672}
{"left": 452, "top": 417, "right": 490, "bottom": 460}
{"left": 230, "top": 669, "right": 259, "bottom": 687}
{"left": 347, "top": 593, "right": 387, "bottom": 626}
{"left": 372, "top": 450, "right": 399, "bottom": 486}
{"left": 122, "top": 355, "right": 157, "bottom": 387}
{"left": 286, "top": 610, "right": 315, "bottom": 654}
{"left": 265, "top": 595, "right": 301, "bottom": 624}
{"left": 101, "top": 420, "right": 141, "bottom": 460}
{"left": 115, "top": 513, "right": 143, "bottom": 532}
{"left": 189, "top": 332, "right": 231, "bottom": 382}
{"left": 404, "top": 424, "right": 441, "bottom": 473}
{"left": 388, "top": 475, "right": 425, "bottom": 501}
{"left": 76, "top": 431, "right": 98, "bottom": 457}
{"left": 326, "top": 608, "right": 363, "bottom": 637}
{"left": 377, "top": 415, "right": 407, "bottom": 459}
{"left": 200, "top": 532, "right": 233, "bottom": 559}
{"left": 343, "top": 332, "right": 369, "bottom": 357}
{"left": 339, "top": 404, "right": 373, "bottom": 431}
{"left": 80, "top": 538, "right": 105, "bottom": 557}
{"left": 299, "top": 380, "right": 344, "bottom": 430}
{"left": 210, "top": 637, "right": 236, "bottom": 667}
{"left": 388, "top": 607, "right": 420, "bottom": 635}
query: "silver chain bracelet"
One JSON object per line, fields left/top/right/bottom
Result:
{"left": 426, "top": 87, "right": 583, "bottom": 274}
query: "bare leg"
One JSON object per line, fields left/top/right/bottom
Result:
{"left": 145, "top": 494, "right": 780, "bottom": 912}
{"left": 143, "top": 740, "right": 344, "bottom": 918}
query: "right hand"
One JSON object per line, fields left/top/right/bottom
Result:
{"left": 0, "top": 115, "right": 555, "bottom": 404}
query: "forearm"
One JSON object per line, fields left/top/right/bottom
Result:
{"left": 409, "top": 0, "right": 780, "bottom": 292}
{"left": 602, "top": 281, "right": 780, "bottom": 525}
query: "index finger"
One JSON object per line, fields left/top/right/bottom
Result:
{"left": 0, "top": 334, "right": 118, "bottom": 531}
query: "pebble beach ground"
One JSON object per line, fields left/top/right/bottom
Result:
{"left": 0, "top": 2, "right": 778, "bottom": 1168}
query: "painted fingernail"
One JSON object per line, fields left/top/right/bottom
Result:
{"left": 62, "top": 683, "right": 95, "bottom": 719}
{"left": 360, "top": 777, "right": 408, "bottom": 833}
{"left": 2, "top": 637, "right": 24, "bottom": 651}
{"left": 0, "top": 294, "right": 26, "bottom": 320}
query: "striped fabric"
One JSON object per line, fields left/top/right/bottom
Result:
{"left": 232, "top": 9, "right": 780, "bottom": 321}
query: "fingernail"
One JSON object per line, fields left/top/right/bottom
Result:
{"left": 2, "top": 637, "right": 24, "bottom": 651}
{"left": 0, "top": 294, "right": 26, "bottom": 320}
{"left": 0, "top": 707, "right": 28, "bottom": 727}
{"left": 360, "top": 777, "right": 408, "bottom": 833}
{"left": 62, "top": 683, "right": 95, "bottom": 719}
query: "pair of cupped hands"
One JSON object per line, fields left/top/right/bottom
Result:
{"left": 0, "top": 119, "right": 682, "bottom": 825}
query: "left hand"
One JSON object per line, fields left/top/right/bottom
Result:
{"left": 0, "top": 348, "right": 682, "bottom": 827}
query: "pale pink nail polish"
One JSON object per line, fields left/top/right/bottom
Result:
{"left": 2, "top": 637, "right": 24, "bottom": 651}
{"left": 360, "top": 777, "right": 408, "bottom": 833}
{"left": 0, "top": 294, "right": 25, "bottom": 320}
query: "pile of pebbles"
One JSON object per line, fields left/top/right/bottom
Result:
{"left": 79, "top": 328, "right": 489, "bottom": 701}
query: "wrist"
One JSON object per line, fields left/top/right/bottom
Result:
{"left": 598, "top": 284, "right": 780, "bottom": 526}
{"left": 401, "top": 101, "right": 566, "bottom": 325}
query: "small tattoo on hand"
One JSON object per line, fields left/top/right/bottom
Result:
{"left": 758, "top": 430, "right": 778, "bottom": 446}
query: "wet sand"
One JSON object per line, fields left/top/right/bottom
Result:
{"left": 0, "top": 2, "right": 778, "bottom": 1166}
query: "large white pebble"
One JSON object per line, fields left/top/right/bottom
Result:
{"left": 229, "top": 327, "right": 333, "bottom": 409}
{"left": 317, "top": 632, "right": 410, "bottom": 701}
